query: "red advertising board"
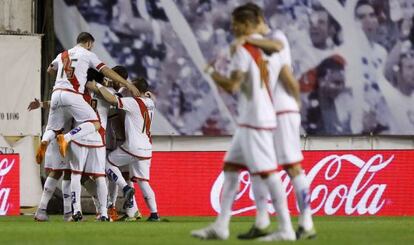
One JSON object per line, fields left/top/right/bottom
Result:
{"left": 0, "top": 154, "right": 20, "bottom": 216}
{"left": 134, "top": 150, "right": 414, "bottom": 216}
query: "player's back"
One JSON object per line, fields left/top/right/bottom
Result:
{"left": 268, "top": 30, "right": 299, "bottom": 113}
{"left": 233, "top": 35, "right": 277, "bottom": 129}
{"left": 53, "top": 46, "right": 105, "bottom": 94}
{"left": 119, "top": 96, "right": 155, "bottom": 157}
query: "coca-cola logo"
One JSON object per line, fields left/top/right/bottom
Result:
{"left": 210, "top": 154, "right": 393, "bottom": 216}
{"left": 0, "top": 157, "right": 15, "bottom": 215}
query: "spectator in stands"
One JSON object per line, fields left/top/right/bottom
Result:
{"left": 302, "top": 55, "right": 352, "bottom": 135}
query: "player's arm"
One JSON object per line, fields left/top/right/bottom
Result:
{"left": 100, "top": 67, "right": 141, "bottom": 97}
{"left": 245, "top": 37, "right": 284, "bottom": 54}
{"left": 27, "top": 98, "right": 50, "bottom": 111}
{"left": 207, "top": 67, "right": 245, "bottom": 93}
{"left": 279, "top": 65, "right": 301, "bottom": 106}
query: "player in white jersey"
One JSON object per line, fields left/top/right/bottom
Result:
{"left": 95, "top": 78, "right": 160, "bottom": 222}
{"left": 36, "top": 32, "right": 140, "bottom": 166}
{"left": 191, "top": 6, "right": 294, "bottom": 241}
{"left": 236, "top": 3, "right": 316, "bottom": 240}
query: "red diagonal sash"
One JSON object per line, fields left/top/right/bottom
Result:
{"left": 242, "top": 43, "right": 273, "bottom": 102}
{"left": 61, "top": 50, "right": 80, "bottom": 93}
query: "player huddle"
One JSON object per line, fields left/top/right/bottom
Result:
{"left": 30, "top": 32, "right": 159, "bottom": 222}
{"left": 190, "top": 3, "right": 316, "bottom": 241}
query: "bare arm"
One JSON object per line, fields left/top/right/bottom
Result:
{"left": 27, "top": 98, "right": 50, "bottom": 111}
{"left": 100, "top": 66, "right": 140, "bottom": 97}
{"left": 279, "top": 65, "right": 300, "bottom": 106}
{"left": 210, "top": 70, "right": 245, "bottom": 93}
{"left": 97, "top": 85, "right": 119, "bottom": 106}
{"left": 245, "top": 37, "right": 284, "bottom": 54}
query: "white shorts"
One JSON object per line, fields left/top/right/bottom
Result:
{"left": 274, "top": 113, "right": 304, "bottom": 164}
{"left": 107, "top": 147, "right": 151, "bottom": 181}
{"left": 70, "top": 143, "right": 106, "bottom": 176}
{"left": 44, "top": 139, "right": 70, "bottom": 172}
{"left": 224, "top": 127, "right": 277, "bottom": 174}
{"left": 46, "top": 90, "right": 99, "bottom": 131}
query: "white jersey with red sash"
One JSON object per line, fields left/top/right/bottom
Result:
{"left": 50, "top": 45, "right": 106, "bottom": 94}
{"left": 230, "top": 34, "right": 277, "bottom": 130}
{"left": 116, "top": 96, "right": 154, "bottom": 158}
{"left": 223, "top": 34, "right": 278, "bottom": 174}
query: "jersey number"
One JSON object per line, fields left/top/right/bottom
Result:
{"left": 61, "top": 58, "right": 78, "bottom": 79}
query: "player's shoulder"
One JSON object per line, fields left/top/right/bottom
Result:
{"left": 270, "top": 29, "right": 288, "bottom": 43}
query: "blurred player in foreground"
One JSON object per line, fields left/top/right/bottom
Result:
{"left": 191, "top": 5, "right": 294, "bottom": 241}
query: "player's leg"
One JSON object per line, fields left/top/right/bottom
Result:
{"left": 130, "top": 159, "right": 158, "bottom": 221}
{"left": 191, "top": 130, "right": 245, "bottom": 240}
{"left": 69, "top": 143, "right": 88, "bottom": 221}
{"left": 35, "top": 140, "right": 67, "bottom": 221}
{"left": 106, "top": 148, "right": 135, "bottom": 210}
{"left": 243, "top": 128, "right": 295, "bottom": 241}
{"left": 237, "top": 175, "right": 271, "bottom": 239}
{"left": 107, "top": 178, "right": 119, "bottom": 221}
{"left": 81, "top": 176, "right": 100, "bottom": 218}
{"left": 85, "top": 147, "right": 109, "bottom": 221}
{"left": 276, "top": 113, "right": 315, "bottom": 239}
{"left": 56, "top": 92, "right": 101, "bottom": 157}
{"left": 36, "top": 91, "right": 66, "bottom": 163}
{"left": 34, "top": 170, "right": 63, "bottom": 221}
{"left": 62, "top": 171, "right": 72, "bottom": 221}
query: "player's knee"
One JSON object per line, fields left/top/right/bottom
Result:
{"left": 283, "top": 164, "right": 302, "bottom": 178}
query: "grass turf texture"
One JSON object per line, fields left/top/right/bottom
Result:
{"left": 0, "top": 216, "right": 413, "bottom": 244}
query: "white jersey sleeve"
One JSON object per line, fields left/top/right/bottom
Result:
{"left": 272, "top": 30, "right": 292, "bottom": 67}
{"left": 88, "top": 52, "right": 106, "bottom": 72}
{"left": 229, "top": 47, "right": 250, "bottom": 73}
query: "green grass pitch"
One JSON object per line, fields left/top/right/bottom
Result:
{"left": 0, "top": 216, "right": 413, "bottom": 244}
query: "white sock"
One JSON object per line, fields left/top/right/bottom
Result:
{"left": 215, "top": 171, "right": 239, "bottom": 228}
{"left": 41, "top": 130, "right": 56, "bottom": 143}
{"left": 251, "top": 176, "right": 270, "bottom": 229}
{"left": 292, "top": 173, "right": 313, "bottom": 230}
{"left": 106, "top": 164, "right": 128, "bottom": 189}
{"left": 62, "top": 179, "right": 72, "bottom": 215}
{"left": 64, "top": 122, "right": 96, "bottom": 142}
{"left": 138, "top": 181, "right": 158, "bottom": 213}
{"left": 262, "top": 173, "right": 294, "bottom": 233}
{"left": 38, "top": 177, "right": 58, "bottom": 211}
{"left": 82, "top": 177, "right": 100, "bottom": 213}
{"left": 71, "top": 173, "right": 82, "bottom": 214}
{"left": 96, "top": 177, "right": 108, "bottom": 218}
{"left": 107, "top": 180, "right": 119, "bottom": 207}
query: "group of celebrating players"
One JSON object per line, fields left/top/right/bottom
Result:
{"left": 30, "top": 31, "right": 160, "bottom": 223}
{"left": 31, "top": 1, "right": 316, "bottom": 242}
{"left": 190, "top": 3, "right": 316, "bottom": 241}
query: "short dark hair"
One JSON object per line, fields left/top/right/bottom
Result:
{"left": 232, "top": 5, "right": 260, "bottom": 26}
{"left": 112, "top": 66, "right": 128, "bottom": 80}
{"left": 242, "top": 2, "right": 264, "bottom": 19}
{"left": 355, "top": 0, "right": 372, "bottom": 16}
{"left": 87, "top": 68, "right": 104, "bottom": 84}
{"left": 316, "top": 55, "right": 346, "bottom": 79}
{"left": 76, "top": 32, "right": 95, "bottom": 44}
{"left": 132, "top": 77, "right": 149, "bottom": 93}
